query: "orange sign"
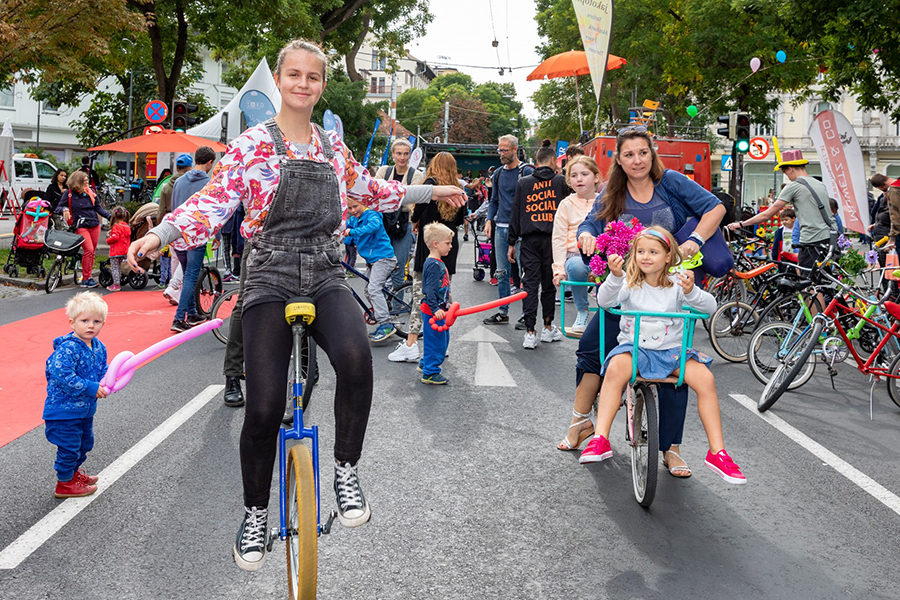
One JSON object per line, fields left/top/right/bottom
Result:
{"left": 145, "top": 153, "right": 158, "bottom": 178}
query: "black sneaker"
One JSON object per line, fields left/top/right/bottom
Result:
{"left": 170, "top": 319, "right": 191, "bottom": 333}
{"left": 515, "top": 316, "right": 527, "bottom": 330}
{"left": 233, "top": 506, "right": 268, "bottom": 572}
{"left": 483, "top": 313, "right": 509, "bottom": 325}
{"left": 224, "top": 376, "right": 244, "bottom": 407}
{"left": 186, "top": 313, "right": 208, "bottom": 326}
{"left": 334, "top": 460, "right": 371, "bottom": 528}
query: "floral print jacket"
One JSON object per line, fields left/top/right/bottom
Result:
{"left": 44, "top": 332, "right": 108, "bottom": 420}
{"left": 158, "top": 124, "right": 417, "bottom": 251}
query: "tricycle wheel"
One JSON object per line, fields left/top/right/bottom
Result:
{"left": 473, "top": 268, "right": 485, "bottom": 281}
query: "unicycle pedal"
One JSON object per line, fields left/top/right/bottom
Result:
{"left": 267, "top": 527, "right": 277, "bottom": 552}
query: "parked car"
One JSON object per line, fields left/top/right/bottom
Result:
{"left": 11, "top": 153, "right": 58, "bottom": 201}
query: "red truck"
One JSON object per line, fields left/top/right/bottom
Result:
{"left": 580, "top": 136, "right": 713, "bottom": 191}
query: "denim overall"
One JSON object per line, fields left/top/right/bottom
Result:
{"left": 241, "top": 121, "right": 347, "bottom": 311}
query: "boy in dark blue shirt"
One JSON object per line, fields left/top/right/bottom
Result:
{"left": 419, "top": 223, "right": 453, "bottom": 385}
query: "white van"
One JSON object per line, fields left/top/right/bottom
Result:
{"left": 12, "top": 153, "right": 59, "bottom": 200}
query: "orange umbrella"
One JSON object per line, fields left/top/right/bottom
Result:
{"left": 89, "top": 129, "right": 227, "bottom": 153}
{"left": 526, "top": 50, "right": 626, "bottom": 81}
{"left": 527, "top": 50, "right": 627, "bottom": 133}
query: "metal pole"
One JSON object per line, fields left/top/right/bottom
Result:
{"left": 443, "top": 101, "right": 450, "bottom": 143}
{"left": 574, "top": 77, "right": 584, "bottom": 135}
{"left": 390, "top": 72, "right": 397, "bottom": 127}
{"left": 126, "top": 69, "right": 134, "bottom": 202}
{"left": 35, "top": 101, "right": 41, "bottom": 149}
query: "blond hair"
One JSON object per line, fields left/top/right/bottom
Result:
{"left": 564, "top": 155, "right": 601, "bottom": 190}
{"left": 66, "top": 291, "right": 108, "bottom": 321}
{"left": 624, "top": 226, "right": 681, "bottom": 289}
{"left": 424, "top": 222, "right": 454, "bottom": 248}
{"left": 275, "top": 39, "right": 327, "bottom": 79}
{"left": 66, "top": 171, "right": 88, "bottom": 194}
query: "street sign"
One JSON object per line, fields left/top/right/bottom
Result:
{"left": 748, "top": 137, "right": 770, "bottom": 160}
{"left": 143, "top": 125, "right": 164, "bottom": 135}
{"left": 144, "top": 101, "right": 168, "bottom": 124}
{"left": 721, "top": 155, "right": 733, "bottom": 172}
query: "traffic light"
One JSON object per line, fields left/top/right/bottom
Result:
{"left": 717, "top": 113, "right": 735, "bottom": 139}
{"left": 735, "top": 112, "right": 751, "bottom": 153}
{"left": 172, "top": 100, "right": 199, "bottom": 131}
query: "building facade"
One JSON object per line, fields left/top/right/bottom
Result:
{"left": 354, "top": 36, "right": 435, "bottom": 105}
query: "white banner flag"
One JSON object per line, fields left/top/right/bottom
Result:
{"left": 808, "top": 110, "right": 870, "bottom": 235}
{"left": 572, "top": 0, "right": 614, "bottom": 103}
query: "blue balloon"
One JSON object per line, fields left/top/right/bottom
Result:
{"left": 776, "top": 50, "right": 786, "bottom": 63}
{"left": 323, "top": 109, "right": 336, "bottom": 131}
{"left": 333, "top": 114, "right": 344, "bottom": 141}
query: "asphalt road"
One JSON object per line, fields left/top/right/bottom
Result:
{"left": 2, "top": 240, "right": 900, "bottom": 600}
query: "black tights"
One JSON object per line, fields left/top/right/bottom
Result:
{"left": 240, "top": 286, "right": 373, "bottom": 507}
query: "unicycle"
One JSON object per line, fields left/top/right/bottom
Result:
{"left": 271, "top": 296, "right": 336, "bottom": 600}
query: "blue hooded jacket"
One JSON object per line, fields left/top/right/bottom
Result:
{"left": 44, "top": 332, "right": 108, "bottom": 420}
{"left": 344, "top": 209, "right": 395, "bottom": 264}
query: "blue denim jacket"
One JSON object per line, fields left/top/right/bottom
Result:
{"left": 44, "top": 332, "right": 108, "bottom": 420}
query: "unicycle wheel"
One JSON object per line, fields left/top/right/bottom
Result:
{"left": 286, "top": 444, "right": 317, "bottom": 600}
{"left": 629, "top": 383, "right": 659, "bottom": 508}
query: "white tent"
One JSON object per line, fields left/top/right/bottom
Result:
{"left": 0, "top": 119, "right": 15, "bottom": 207}
{"left": 188, "top": 58, "right": 281, "bottom": 143}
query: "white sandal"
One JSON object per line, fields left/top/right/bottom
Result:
{"left": 662, "top": 450, "right": 692, "bottom": 478}
{"left": 557, "top": 409, "right": 594, "bottom": 451}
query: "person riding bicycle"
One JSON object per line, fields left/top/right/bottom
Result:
{"left": 580, "top": 227, "right": 746, "bottom": 485}
{"left": 127, "top": 39, "right": 465, "bottom": 573}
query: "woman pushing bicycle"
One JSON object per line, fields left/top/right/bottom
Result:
{"left": 127, "top": 39, "right": 466, "bottom": 572}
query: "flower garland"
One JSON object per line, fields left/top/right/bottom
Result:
{"left": 588, "top": 218, "right": 644, "bottom": 283}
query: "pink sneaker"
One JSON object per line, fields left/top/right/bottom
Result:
{"left": 579, "top": 435, "right": 613, "bottom": 464}
{"left": 705, "top": 449, "right": 747, "bottom": 485}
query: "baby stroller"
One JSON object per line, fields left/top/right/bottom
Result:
{"left": 98, "top": 202, "right": 159, "bottom": 289}
{"left": 44, "top": 220, "right": 86, "bottom": 293}
{"left": 471, "top": 227, "right": 492, "bottom": 281}
{"left": 4, "top": 198, "right": 51, "bottom": 278}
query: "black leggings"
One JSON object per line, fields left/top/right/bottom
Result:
{"left": 240, "top": 285, "right": 373, "bottom": 507}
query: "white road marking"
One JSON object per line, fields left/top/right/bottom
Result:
{"left": 474, "top": 342, "right": 516, "bottom": 387}
{"left": 729, "top": 393, "right": 900, "bottom": 517}
{"left": 0, "top": 384, "right": 224, "bottom": 569}
{"left": 458, "top": 325, "right": 509, "bottom": 343}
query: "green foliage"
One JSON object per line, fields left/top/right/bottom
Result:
{"left": 17, "top": 147, "right": 56, "bottom": 162}
{"left": 311, "top": 68, "right": 388, "bottom": 157}
{"left": 839, "top": 247, "right": 868, "bottom": 277}
{"left": 533, "top": 0, "right": 817, "bottom": 141}
{"left": 395, "top": 74, "right": 527, "bottom": 144}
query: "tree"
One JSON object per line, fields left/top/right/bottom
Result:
{"left": 0, "top": 0, "right": 143, "bottom": 87}
{"left": 533, "top": 0, "right": 816, "bottom": 141}
{"left": 782, "top": 0, "right": 900, "bottom": 120}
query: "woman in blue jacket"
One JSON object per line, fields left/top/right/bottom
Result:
{"left": 558, "top": 127, "right": 725, "bottom": 478}
{"left": 56, "top": 170, "right": 111, "bottom": 288}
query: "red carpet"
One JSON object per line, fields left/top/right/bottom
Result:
{"left": 0, "top": 291, "right": 180, "bottom": 448}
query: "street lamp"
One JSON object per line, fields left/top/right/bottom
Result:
{"left": 122, "top": 38, "right": 136, "bottom": 200}
{"left": 773, "top": 111, "right": 795, "bottom": 197}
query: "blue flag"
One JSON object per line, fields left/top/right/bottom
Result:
{"left": 362, "top": 119, "right": 381, "bottom": 168}
{"left": 380, "top": 127, "right": 394, "bottom": 166}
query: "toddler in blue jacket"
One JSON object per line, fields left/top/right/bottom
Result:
{"left": 44, "top": 292, "right": 109, "bottom": 498}
{"left": 344, "top": 198, "right": 399, "bottom": 343}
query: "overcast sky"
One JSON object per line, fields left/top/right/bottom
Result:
{"left": 408, "top": 0, "right": 544, "bottom": 120}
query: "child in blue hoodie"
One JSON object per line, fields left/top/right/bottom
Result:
{"left": 344, "top": 198, "right": 399, "bottom": 342}
{"left": 44, "top": 292, "right": 109, "bottom": 498}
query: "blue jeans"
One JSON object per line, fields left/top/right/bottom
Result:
{"left": 565, "top": 255, "right": 591, "bottom": 312}
{"left": 420, "top": 311, "right": 449, "bottom": 376}
{"left": 45, "top": 417, "right": 94, "bottom": 481}
{"left": 390, "top": 226, "right": 414, "bottom": 295}
{"left": 174, "top": 247, "right": 206, "bottom": 321}
{"left": 495, "top": 226, "right": 520, "bottom": 315}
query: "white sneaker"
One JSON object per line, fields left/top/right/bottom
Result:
{"left": 541, "top": 325, "right": 563, "bottom": 343}
{"left": 571, "top": 311, "right": 589, "bottom": 334}
{"left": 522, "top": 331, "right": 537, "bottom": 349}
{"left": 388, "top": 341, "right": 420, "bottom": 362}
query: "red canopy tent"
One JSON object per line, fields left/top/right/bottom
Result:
{"left": 89, "top": 129, "right": 227, "bottom": 153}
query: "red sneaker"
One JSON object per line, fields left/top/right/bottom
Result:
{"left": 490, "top": 277, "right": 499, "bottom": 286}
{"left": 73, "top": 469, "right": 99, "bottom": 485}
{"left": 705, "top": 449, "right": 747, "bottom": 485}
{"left": 55, "top": 477, "right": 97, "bottom": 498}
{"left": 579, "top": 435, "right": 613, "bottom": 464}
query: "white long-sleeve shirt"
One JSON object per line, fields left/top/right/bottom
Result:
{"left": 596, "top": 273, "right": 716, "bottom": 350}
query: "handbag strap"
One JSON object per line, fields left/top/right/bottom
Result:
{"left": 795, "top": 178, "right": 836, "bottom": 232}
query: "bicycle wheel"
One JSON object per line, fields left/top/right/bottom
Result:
{"left": 284, "top": 337, "right": 317, "bottom": 425}
{"left": 194, "top": 266, "right": 222, "bottom": 317}
{"left": 71, "top": 256, "right": 83, "bottom": 286}
{"left": 758, "top": 320, "right": 824, "bottom": 412}
{"left": 885, "top": 352, "right": 900, "bottom": 409}
{"left": 709, "top": 301, "right": 759, "bottom": 362}
{"left": 748, "top": 321, "right": 816, "bottom": 389}
{"left": 387, "top": 282, "right": 413, "bottom": 339}
{"left": 45, "top": 261, "right": 61, "bottom": 294}
{"left": 630, "top": 383, "right": 658, "bottom": 509}
{"left": 286, "top": 444, "right": 317, "bottom": 600}
{"left": 211, "top": 288, "right": 240, "bottom": 344}
{"left": 756, "top": 292, "right": 822, "bottom": 328}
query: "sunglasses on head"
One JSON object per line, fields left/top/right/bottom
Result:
{"left": 617, "top": 125, "right": 648, "bottom": 136}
